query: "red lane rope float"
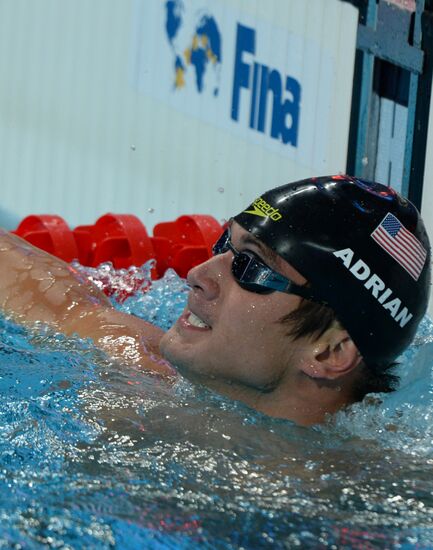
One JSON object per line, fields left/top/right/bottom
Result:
{"left": 74, "top": 214, "right": 156, "bottom": 272}
{"left": 13, "top": 215, "right": 79, "bottom": 263}
{"left": 153, "top": 215, "right": 222, "bottom": 278}
{"left": 13, "top": 213, "right": 223, "bottom": 280}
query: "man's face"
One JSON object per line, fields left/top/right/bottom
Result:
{"left": 159, "top": 222, "right": 309, "bottom": 391}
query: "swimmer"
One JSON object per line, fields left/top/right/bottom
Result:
{"left": 0, "top": 175, "right": 430, "bottom": 425}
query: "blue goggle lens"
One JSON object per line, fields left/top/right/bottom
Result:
{"left": 212, "top": 228, "right": 326, "bottom": 304}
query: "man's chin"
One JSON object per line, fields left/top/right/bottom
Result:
{"left": 159, "top": 330, "right": 202, "bottom": 381}
{"left": 159, "top": 327, "right": 188, "bottom": 370}
{"left": 159, "top": 327, "right": 177, "bottom": 361}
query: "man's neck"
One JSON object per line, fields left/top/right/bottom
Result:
{"left": 187, "top": 370, "right": 357, "bottom": 426}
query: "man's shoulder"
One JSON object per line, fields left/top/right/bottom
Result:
{"left": 64, "top": 305, "right": 174, "bottom": 375}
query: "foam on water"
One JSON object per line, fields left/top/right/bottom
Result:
{"left": 0, "top": 261, "right": 432, "bottom": 548}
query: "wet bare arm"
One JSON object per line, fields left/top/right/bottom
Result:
{"left": 0, "top": 229, "right": 174, "bottom": 375}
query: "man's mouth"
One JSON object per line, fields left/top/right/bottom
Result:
{"left": 180, "top": 310, "right": 211, "bottom": 330}
{"left": 187, "top": 311, "right": 211, "bottom": 329}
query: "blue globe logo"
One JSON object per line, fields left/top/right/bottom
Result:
{"left": 165, "top": 0, "right": 222, "bottom": 96}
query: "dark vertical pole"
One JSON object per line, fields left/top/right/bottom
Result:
{"left": 356, "top": 0, "right": 378, "bottom": 179}
{"left": 346, "top": 50, "right": 364, "bottom": 176}
{"left": 402, "top": 0, "right": 424, "bottom": 199}
{"left": 408, "top": 8, "right": 433, "bottom": 209}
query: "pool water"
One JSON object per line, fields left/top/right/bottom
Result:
{"left": 0, "top": 261, "right": 432, "bottom": 549}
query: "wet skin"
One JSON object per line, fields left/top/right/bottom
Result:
{"left": 0, "top": 226, "right": 361, "bottom": 424}
{"left": 0, "top": 229, "right": 172, "bottom": 375}
{"left": 160, "top": 222, "right": 308, "bottom": 391}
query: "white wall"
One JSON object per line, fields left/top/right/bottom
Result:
{"left": 422, "top": 88, "right": 433, "bottom": 318}
{"left": 0, "top": 0, "right": 358, "bottom": 230}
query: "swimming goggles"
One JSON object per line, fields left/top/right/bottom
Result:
{"left": 212, "top": 227, "right": 325, "bottom": 303}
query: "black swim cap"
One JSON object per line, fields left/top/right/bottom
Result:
{"left": 234, "top": 175, "right": 431, "bottom": 367}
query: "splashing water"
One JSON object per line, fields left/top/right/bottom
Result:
{"left": 0, "top": 261, "right": 432, "bottom": 548}
{"left": 71, "top": 260, "right": 190, "bottom": 329}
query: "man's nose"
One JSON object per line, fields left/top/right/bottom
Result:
{"left": 186, "top": 256, "right": 225, "bottom": 301}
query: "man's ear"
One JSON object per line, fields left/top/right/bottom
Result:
{"left": 300, "top": 327, "right": 362, "bottom": 380}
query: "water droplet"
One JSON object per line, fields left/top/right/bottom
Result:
{"left": 148, "top": 207, "right": 155, "bottom": 213}
{"left": 217, "top": 187, "right": 224, "bottom": 193}
{"left": 130, "top": 145, "right": 136, "bottom": 151}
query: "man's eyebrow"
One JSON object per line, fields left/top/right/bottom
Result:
{"left": 228, "top": 218, "right": 279, "bottom": 265}
{"left": 240, "top": 233, "right": 279, "bottom": 265}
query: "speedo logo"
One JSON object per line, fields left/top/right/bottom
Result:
{"left": 333, "top": 248, "right": 413, "bottom": 328}
{"left": 244, "top": 197, "right": 282, "bottom": 221}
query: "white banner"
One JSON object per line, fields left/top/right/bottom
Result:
{"left": 133, "top": 0, "right": 334, "bottom": 168}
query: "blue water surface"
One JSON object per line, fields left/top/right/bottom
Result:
{"left": 0, "top": 262, "right": 432, "bottom": 549}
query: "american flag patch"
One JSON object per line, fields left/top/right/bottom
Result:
{"left": 371, "top": 213, "right": 427, "bottom": 281}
